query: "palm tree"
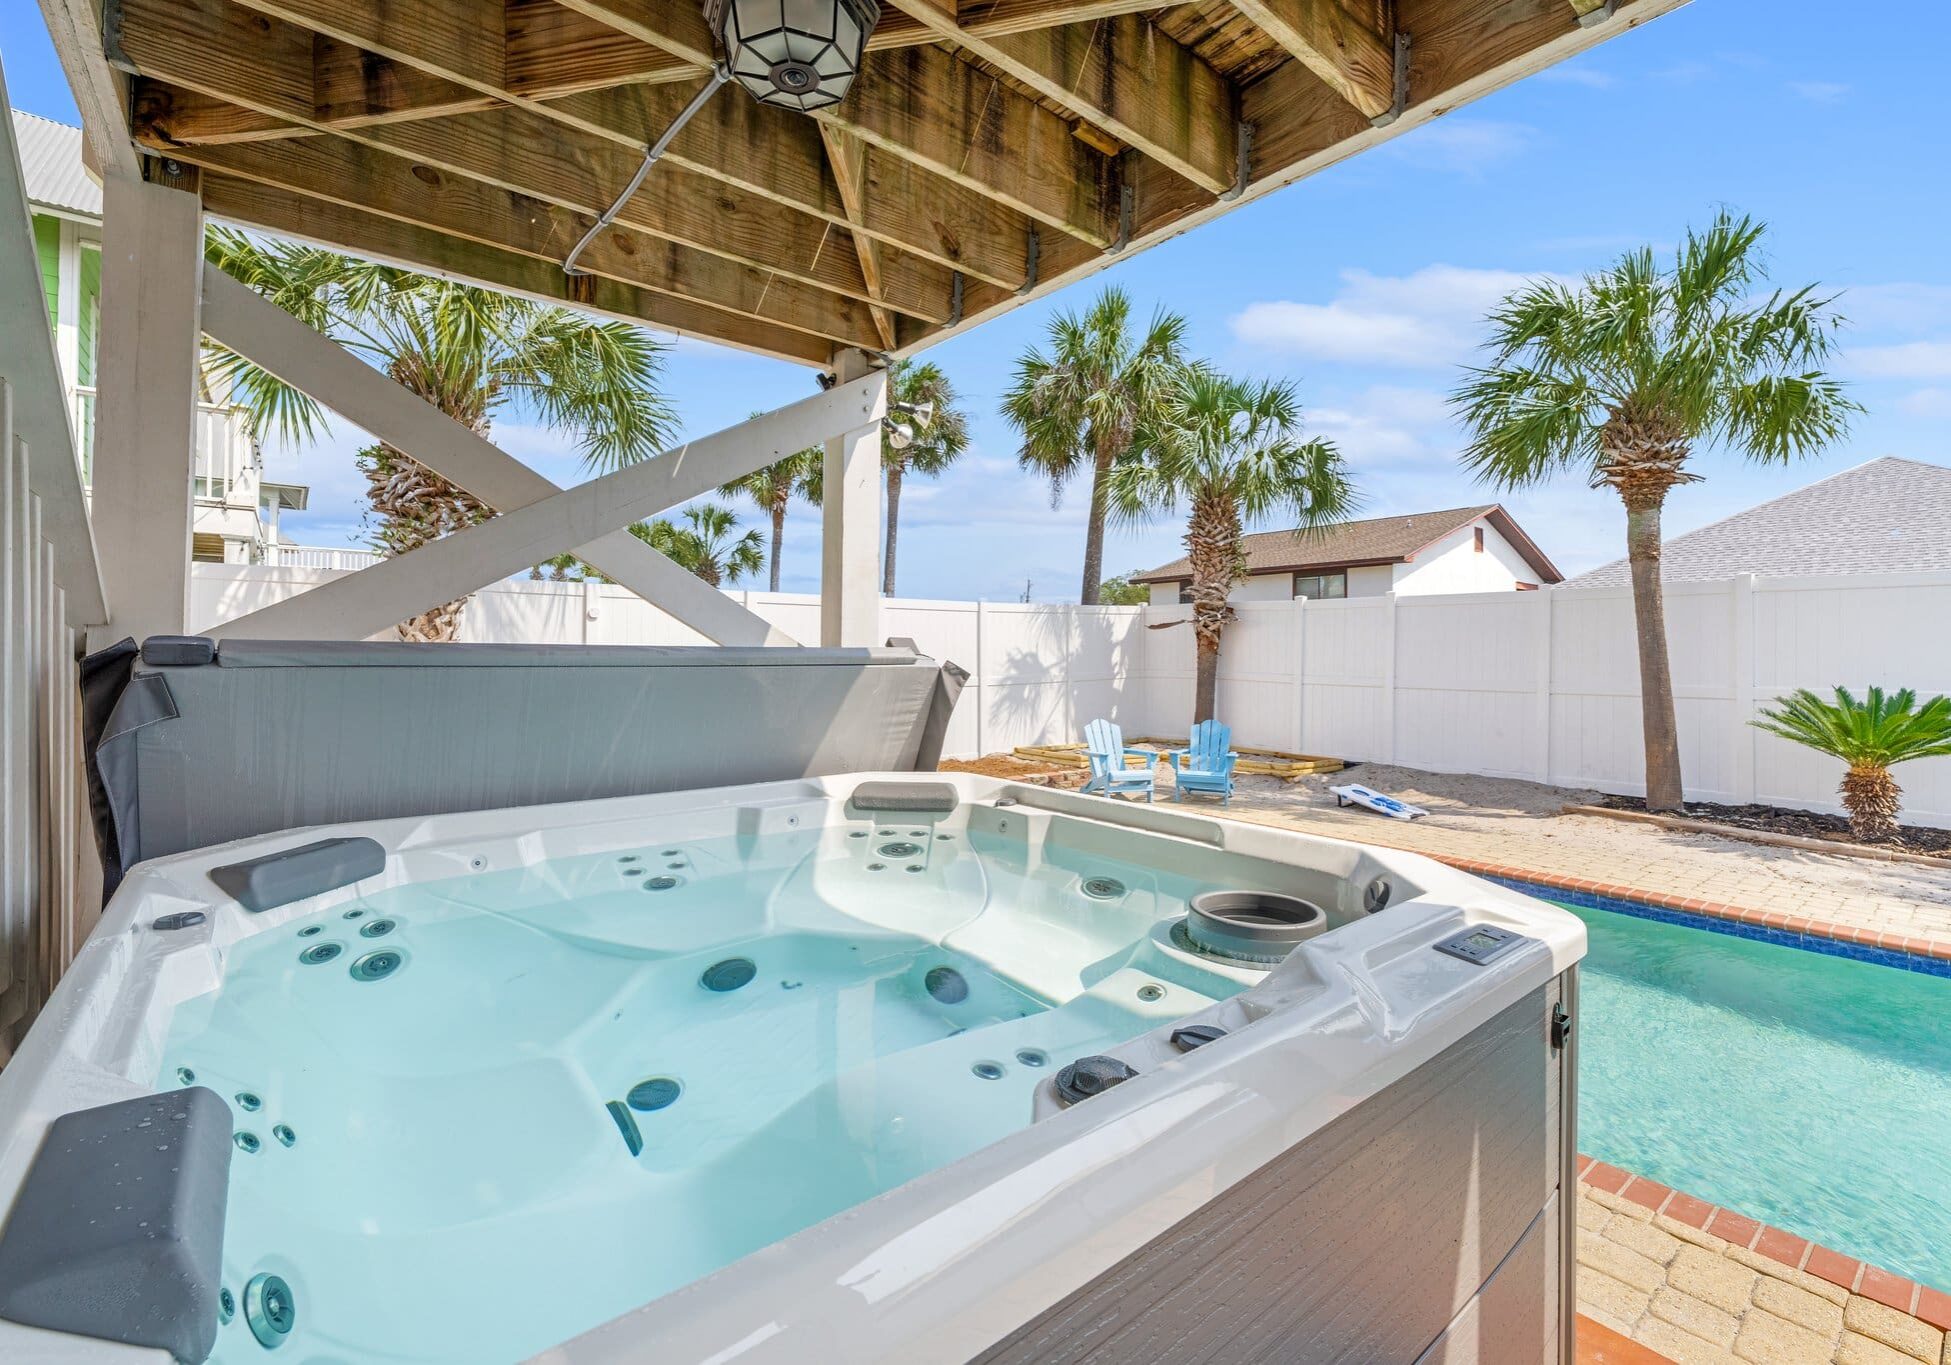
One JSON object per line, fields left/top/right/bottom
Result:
{"left": 1751, "top": 687, "right": 1951, "bottom": 843}
{"left": 1452, "top": 214, "right": 1857, "bottom": 810}
{"left": 206, "top": 229, "right": 678, "bottom": 640}
{"left": 634, "top": 502, "right": 765, "bottom": 588}
{"left": 1109, "top": 367, "right": 1356, "bottom": 724}
{"left": 1001, "top": 287, "right": 1188, "bottom": 605}
{"left": 720, "top": 435, "right": 821, "bottom": 593}
{"left": 881, "top": 359, "right": 968, "bottom": 596}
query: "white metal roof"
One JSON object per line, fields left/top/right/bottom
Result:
{"left": 10, "top": 108, "right": 100, "bottom": 220}
{"left": 1566, "top": 457, "right": 1951, "bottom": 586}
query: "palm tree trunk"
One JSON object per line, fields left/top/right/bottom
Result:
{"left": 1079, "top": 437, "right": 1115, "bottom": 606}
{"left": 883, "top": 460, "right": 903, "bottom": 597}
{"left": 1841, "top": 764, "right": 1900, "bottom": 842}
{"left": 1185, "top": 494, "right": 1237, "bottom": 726}
{"left": 1622, "top": 486, "right": 1684, "bottom": 811}
{"left": 769, "top": 501, "right": 786, "bottom": 593}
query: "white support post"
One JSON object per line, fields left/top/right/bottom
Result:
{"left": 90, "top": 174, "right": 201, "bottom": 647}
{"left": 208, "top": 377, "right": 883, "bottom": 642}
{"left": 822, "top": 348, "right": 885, "bottom": 648}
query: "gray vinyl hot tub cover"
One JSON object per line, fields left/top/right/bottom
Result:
{"left": 86, "top": 637, "right": 965, "bottom": 889}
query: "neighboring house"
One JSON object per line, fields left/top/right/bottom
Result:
{"left": 1566, "top": 457, "right": 1951, "bottom": 587}
{"left": 16, "top": 108, "right": 310, "bottom": 564}
{"left": 1132, "top": 505, "right": 1563, "bottom": 606}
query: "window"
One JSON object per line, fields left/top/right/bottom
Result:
{"left": 1177, "top": 582, "right": 1193, "bottom": 604}
{"left": 1473, "top": 526, "right": 1485, "bottom": 553}
{"left": 1292, "top": 571, "right": 1346, "bottom": 600}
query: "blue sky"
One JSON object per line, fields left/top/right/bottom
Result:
{"left": 8, "top": 3, "right": 1949, "bottom": 598}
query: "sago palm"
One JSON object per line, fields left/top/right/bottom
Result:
{"left": 720, "top": 434, "right": 821, "bottom": 593}
{"left": 1751, "top": 687, "right": 1951, "bottom": 843}
{"left": 881, "top": 359, "right": 968, "bottom": 596}
{"left": 1452, "top": 214, "right": 1857, "bottom": 810}
{"left": 1109, "top": 368, "right": 1356, "bottom": 724}
{"left": 1002, "top": 287, "right": 1188, "bottom": 604}
{"left": 206, "top": 229, "right": 677, "bottom": 640}
{"left": 634, "top": 503, "right": 765, "bottom": 588}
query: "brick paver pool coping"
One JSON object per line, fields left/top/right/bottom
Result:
{"left": 1578, "top": 1155, "right": 1951, "bottom": 1332}
{"left": 1438, "top": 857, "right": 1951, "bottom": 978}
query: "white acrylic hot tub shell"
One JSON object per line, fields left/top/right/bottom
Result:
{"left": 0, "top": 774, "right": 1584, "bottom": 1364}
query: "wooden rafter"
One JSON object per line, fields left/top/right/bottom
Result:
{"left": 165, "top": 132, "right": 890, "bottom": 349}
{"left": 198, "top": 173, "right": 835, "bottom": 366}
{"left": 546, "top": 0, "right": 1119, "bottom": 244}
{"left": 877, "top": 3, "right": 1238, "bottom": 196}
{"left": 819, "top": 127, "right": 898, "bottom": 350}
{"left": 88, "top": 0, "right": 1690, "bottom": 368}
{"left": 1227, "top": 0, "right": 1399, "bottom": 121}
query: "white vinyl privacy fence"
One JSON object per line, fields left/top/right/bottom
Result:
{"left": 193, "top": 565, "right": 1951, "bottom": 828}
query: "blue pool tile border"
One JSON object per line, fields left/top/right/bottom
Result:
{"left": 1483, "top": 873, "right": 1951, "bottom": 980}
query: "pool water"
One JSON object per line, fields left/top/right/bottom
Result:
{"left": 164, "top": 824, "right": 1259, "bottom": 1363}
{"left": 1568, "top": 902, "right": 1951, "bottom": 1290}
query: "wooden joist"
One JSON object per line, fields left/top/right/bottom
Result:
{"left": 878, "top": 3, "right": 1239, "bottom": 195}
{"left": 90, "top": 0, "right": 1688, "bottom": 367}
{"left": 198, "top": 173, "right": 836, "bottom": 366}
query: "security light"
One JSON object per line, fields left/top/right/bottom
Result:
{"left": 706, "top": 0, "right": 882, "bottom": 112}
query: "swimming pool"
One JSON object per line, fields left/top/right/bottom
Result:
{"left": 1568, "top": 900, "right": 1951, "bottom": 1291}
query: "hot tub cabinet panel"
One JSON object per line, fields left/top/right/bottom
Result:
{"left": 975, "top": 983, "right": 1570, "bottom": 1365}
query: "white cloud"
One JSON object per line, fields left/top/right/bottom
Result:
{"left": 1834, "top": 284, "right": 1951, "bottom": 336}
{"left": 1788, "top": 80, "right": 1849, "bottom": 102}
{"left": 1845, "top": 341, "right": 1951, "bottom": 380}
{"left": 1898, "top": 388, "right": 1951, "bottom": 419}
{"left": 1380, "top": 119, "right": 1537, "bottom": 177}
{"left": 1536, "top": 67, "right": 1617, "bottom": 90}
{"left": 1231, "top": 265, "right": 1557, "bottom": 369}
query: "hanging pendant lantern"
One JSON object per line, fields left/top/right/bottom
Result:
{"left": 706, "top": 0, "right": 882, "bottom": 112}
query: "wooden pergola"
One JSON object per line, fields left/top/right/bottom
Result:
{"left": 34, "top": 0, "right": 1684, "bottom": 661}
{"left": 63, "top": 0, "right": 1684, "bottom": 370}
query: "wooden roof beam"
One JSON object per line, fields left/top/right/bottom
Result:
{"left": 199, "top": 173, "right": 836, "bottom": 366}
{"left": 877, "top": 4, "right": 1239, "bottom": 196}
{"left": 550, "top": 0, "right": 1117, "bottom": 246}
{"left": 122, "top": 0, "right": 1038, "bottom": 286}
{"left": 1226, "top": 0, "right": 1399, "bottom": 122}
{"left": 819, "top": 127, "right": 898, "bottom": 350}
{"left": 146, "top": 132, "right": 893, "bottom": 350}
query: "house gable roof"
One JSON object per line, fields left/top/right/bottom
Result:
{"left": 10, "top": 110, "right": 100, "bottom": 220}
{"left": 1132, "top": 505, "right": 1562, "bottom": 584}
{"left": 1564, "top": 457, "right": 1951, "bottom": 587}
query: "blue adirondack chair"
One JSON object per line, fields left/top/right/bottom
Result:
{"left": 1081, "top": 719, "right": 1156, "bottom": 802}
{"left": 1168, "top": 720, "right": 1239, "bottom": 805}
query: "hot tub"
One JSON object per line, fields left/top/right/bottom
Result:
{"left": 0, "top": 774, "right": 1584, "bottom": 1364}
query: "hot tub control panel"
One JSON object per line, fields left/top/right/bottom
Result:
{"left": 1433, "top": 924, "right": 1528, "bottom": 966}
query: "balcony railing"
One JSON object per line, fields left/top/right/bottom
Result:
{"left": 70, "top": 387, "right": 259, "bottom": 504}
{"left": 265, "top": 544, "right": 384, "bottom": 571}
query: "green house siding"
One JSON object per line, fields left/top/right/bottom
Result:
{"left": 33, "top": 214, "right": 60, "bottom": 328}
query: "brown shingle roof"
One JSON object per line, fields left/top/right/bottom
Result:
{"left": 1132, "top": 505, "right": 1562, "bottom": 583}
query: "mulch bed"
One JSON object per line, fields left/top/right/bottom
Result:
{"left": 1597, "top": 795, "right": 1951, "bottom": 859}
